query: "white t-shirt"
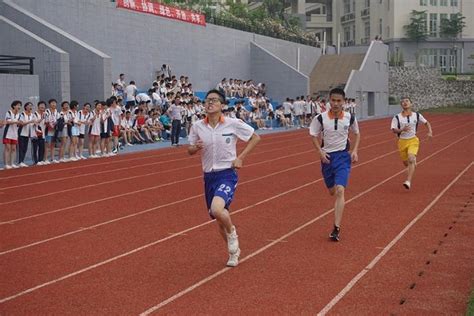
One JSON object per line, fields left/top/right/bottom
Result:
{"left": 391, "top": 112, "right": 427, "bottom": 139}
{"left": 309, "top": 111, "right": 359, "bottom": 153}
{"left": 4, "top": 110, "right": 20, "bottom": 140}
{"left": 282, "top": 102, "right": 292, "bottom": 115}
{"left": 136, "top": 93, "right": 151, "bottom": 103}
{"left": 111, "top": 106, "right": 122, "bottom": 125}
{"left": 77, "top": 110, "right": 92, "bottom": 134}
{"left": 45, "top": 109, "right": 60, "bottom": 136}
{"left": 188, "top": 117, "right": 254, "bottom": 172}
{"left": 168, "top": 104, "right": 184, "bottom": 120}
{"left": 125, "top": 84, "right": 137, "bottom": 102}
{"left": 19, "top": 112, "right": 35, "bottom": 137}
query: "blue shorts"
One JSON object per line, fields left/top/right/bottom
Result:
{"left": 321, "top": 150, "right": 351, "bottom": 188}
{"left": 204, "top": 168, "right": 238, "bottom": 219}
{"left": 45, "top": 135, "right": 55, "bottom": 143}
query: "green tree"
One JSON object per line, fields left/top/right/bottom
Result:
{"left": 440, "top": 13, "right": 466, "bottom": 40}
{"left": 404, "top": 10, "right": 428, "bottom": 66}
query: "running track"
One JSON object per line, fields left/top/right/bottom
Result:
{"left": 0, "top": 114, "right": 473, "bottom": 314}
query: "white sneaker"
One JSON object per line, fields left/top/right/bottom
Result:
{"left": 226, "top": 226, "right": 239, "bottom": 254}
{"left": 19, "top": 162, "right": 28, "bottom": 168}
{"left": 5, "top": 165, "right": 12, "bottom": 170}
{"left": 403, "top": 181, "right": 411, "bottom": 190}
{"left": 37, "top": 161, "right": 44, "bottom": 166}
{"left": 80, "top": 155, "right": 87, "bottom": 160}
{"left": 226, "top": 248, "right": 241, "bottom": 267}
{"left": 70, "top": 157, "right": 78, "bottom": 162}
{"left": 52, "top": 160, "right": 59, "bottom": 164}
{"left": 43, "top": 160, "right": 51, "bottom": 165}
{"left": 11, "top": 164, "right": 20, "bottom": 169}
{"left": 126, "top": 143, "right": 133, "bottom": 147}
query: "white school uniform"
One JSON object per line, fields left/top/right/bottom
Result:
{"left": 188, "top": 117, "right": 254, "bottom": 172}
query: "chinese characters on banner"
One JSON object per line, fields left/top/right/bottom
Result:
{"left": 116, "top": 0, "right": 206, "bottom": 27}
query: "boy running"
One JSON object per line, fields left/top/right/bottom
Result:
{"left": 187, "top": 89, "right": 260, "bottom": 267}
{"left": 309, "top": 88, "right": 360, "bottom": 241}
{"left": 391, "top": 97, "right": 432, "bottom": 190}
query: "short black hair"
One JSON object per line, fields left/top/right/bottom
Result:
{"left": 37, "top": 101, "right": 46, "bottom": 107}
{"left": 61, "top": 101, "right": 69, "bottom": 108}
{"left": 48, "top": 99, "right": 57, "bottom": 104}
{"left": 119, "top": 73, "right": 124, "bottom": 77}
{"left": 205, "top": 89, "right": 226, "bottom": 104}
{"left": 70, "top": 100, "right": 79, "bottom": 109}
{"left": 11, "top": 100, "right": 22, "bottom": 108}
{"left": 329, "top": 87, "right": 345, "bottom": 98}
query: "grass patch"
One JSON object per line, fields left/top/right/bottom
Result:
{"left": 467, "top": 286, "right": 474, "bottom": 316}
{"left": 421, "top": 104, "right": 474, "bottom": 114}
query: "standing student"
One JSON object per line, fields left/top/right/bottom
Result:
{"left": 77, "top": 103, "right": 92, "bottom": 159}
{"left": 44, "top": 99, "right": 60, "bottom": 164}
{"left": 89, "top": 102, "right": 102, "bottom": 158}
{"left": 58, "top": 101, "right": 70, "bottom": 162}
{"left": 309, "top": 88, "right": 360, "bottom": 242}
{"left": 3, "top": 100, "right": 22, "bottom": 169}
{"left": 391, "top": 97, "right": 432, "bottom": 190}
{"left": 167, "top": 98, "right": 185, "bottom": 146}
{"left": 32, "top": 101, "right": 46, "bottom": 165}
{"left": 68, "top": 101, "right": 80, "bottom": 161}
{"left": 187, "top": 89, "right": 260, "bottom": 267}
{"left": 18, "top": 102, "right": 35, "bottom": 167}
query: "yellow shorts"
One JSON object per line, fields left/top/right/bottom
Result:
{"left": 398, "top": 137, "right": 420, "bottom": 161}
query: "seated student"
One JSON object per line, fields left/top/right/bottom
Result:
{"left": 249, "top": 107, "right": 266, "bottom": 129}
{"left": 124, "top": 111, "right": 145, "bottom": 144}
{"left": 275, "top": 106, "right": 290, "bottom": 128}
{"left": 159, "top": 112, "right": 172, "bottom": 140}
{"left": 146, "top": 110, "right": 164, "bottom": 141}
{"left": 134, "top": 109, "right": 153, "bottom": 143}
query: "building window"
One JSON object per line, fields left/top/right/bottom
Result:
{"left": 365, "top": 0, "right": 370, "bottom": 8}
{"left": 386, "top": 25, "right": 390, "bottom": 38}
{"left": 420, "top": 0, "right": 427, "bottom": 5}
{"left": 440, "top": 13, "right": 448, "bottom": 23}
{"left": 379, "top": 18, "right": 383, "bottom": 36}
{"left": 440, "top": 0, "right": 448, "bottom": 5}
{"left": 429, "top": 13, "right": 438, "bottom": 37}
{"left": 344, "top": 0, "right": 351, "bottom": 14}
{"left": 344, "top": 26, "right": 351, "bottom": 42}
{"left": 388, "top": 0, "right": 390, "bottom": 10}
{"left": 450, "top": 0, "right": 458, "bottom": 6}
{"left": 430, "top": 0, "right": 437, "bottom": 5}
{"left": 365, "top": 21, "right": 370, "bottom": 37}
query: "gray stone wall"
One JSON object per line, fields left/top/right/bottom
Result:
{"left": 389, "top": 67, "right": 474, "bottom": 110}
{"left": 0, "top": 16, "right": 70, "bottom": 103}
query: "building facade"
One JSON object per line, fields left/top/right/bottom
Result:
{"left": 266, "top": 0, "right": 474, "bottom": 73}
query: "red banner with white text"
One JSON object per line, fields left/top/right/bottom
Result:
{"left": 116, "top": 0, "right": 206, "bottom": 27}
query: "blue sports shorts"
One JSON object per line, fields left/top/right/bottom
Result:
{"left": 204, "top": 168, "right": 238, "bottom": 219}
{"left": 321, "top": 150, "right": 351, "bottom": 188}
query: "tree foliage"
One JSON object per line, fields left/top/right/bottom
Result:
{"left": 440, "top": 13, "right": 466, "bottom": 40}
{"left": 404, "top": 10, "right": 428, "bottom": 42}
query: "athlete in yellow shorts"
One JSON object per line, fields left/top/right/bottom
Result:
{"left": 391, "top": 97, "right": 432, "bottom": 190}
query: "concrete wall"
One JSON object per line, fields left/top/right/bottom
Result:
{"left": 250, "top": 42, "right": 309, "bottom": 103}
{"left": 6, "top": 0, "right": 320, "bottom": 94}
{"left": 0, "top": 73, "right": 39, "bottom": 162}
{"left": 2, "top": 0, "right": 111, "bottom": 103}
{"left": 345, "top": 41, "right": 390, "bottom": 119}
{"left": 0, "top": 16, "right": 70, "bottom": 102}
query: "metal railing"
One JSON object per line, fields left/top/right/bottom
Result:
{"left": 0, "top": 55, "right": 35, "bottom": 75}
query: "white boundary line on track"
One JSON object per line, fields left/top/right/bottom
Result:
{"left": 317, "top": 161, "right": 474, "bottom": 316}
{"left": 138, "top": 134, "right": 474, "bottom": 315}
{"left": 0, "top": 129, "right": 310, "bottom": 181}
{"left": 0, "top": 132, "right": 471, "bottom": 305}
{"left": 0, "top": 117, "right": 426, "bottom": 182}
{"left": 0, "top": 117, "right": 460, "bottom": 221}
{"left": 0, "top": 122, "right": 469, "bottom": 257}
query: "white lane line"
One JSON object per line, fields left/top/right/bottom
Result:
{"left": 317, "top": 161, "right": 474, "bottom": 316}
{"left": 1, "top": 132, "right": 469, "bottom": 305}
{"left": 1, "top": 119, "right": 465, "bottom": 225}
{"left": 138, "top": 133, "right": 473, "bottom": 315}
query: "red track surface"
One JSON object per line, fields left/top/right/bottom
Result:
{"left": 0, "top": 114, "right": 473, "bottom": 315}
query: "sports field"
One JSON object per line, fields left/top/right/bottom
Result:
{"left": 0, "top": 113, "right": 473, "bottom": 314}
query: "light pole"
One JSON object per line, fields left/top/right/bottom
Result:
{"left": 453, "top": 45, "right": 458, "bottom": 77}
